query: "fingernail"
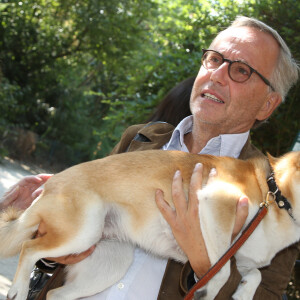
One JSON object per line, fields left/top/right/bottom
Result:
{"left": 174, "top": 170, "right": 181, "bottom": 177}
{"left": 194, "top": 163, "right": 203, "bottom": 171}
{"left": 239, "top": 196, "right": 248, "bottom": 206}
{"left": 209, "top": 168, "right": 217, "bottom": 177}
{"left": 156, "top": 189, "right": 162, "bottom": 196}
{"left": 155, "top": 189, "right": 164, "bottom": 200}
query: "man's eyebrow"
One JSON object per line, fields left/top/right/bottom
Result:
{"left": 226, "top": 53, "right": 250, "bottom": 65}
{"left": 236, "top": 58, "right": 250, "bottom": 64}
{"left": 212, "top": 48, "right": 252, "bottom": 65}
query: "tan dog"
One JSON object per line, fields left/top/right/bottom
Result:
{"left": 0, "top": 150, "right": 299, "bottom": 300}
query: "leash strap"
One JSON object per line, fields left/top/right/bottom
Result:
{"left": 184, "top": 204, "right": 268, "bottom": 300}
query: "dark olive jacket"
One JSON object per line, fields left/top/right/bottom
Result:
{"left": 36, "top": 122, "right": 299, "bottom": 300}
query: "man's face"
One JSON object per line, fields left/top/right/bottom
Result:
{"left": 190, "top": 26, "right": 281, "bottom": 134}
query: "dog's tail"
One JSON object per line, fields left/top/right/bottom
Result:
{"left": 0, "top": 206, "right": 40, "bottom": 257}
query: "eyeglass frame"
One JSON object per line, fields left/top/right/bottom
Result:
{"left": 201, "top": 49, "right": 275, "bottom": 91}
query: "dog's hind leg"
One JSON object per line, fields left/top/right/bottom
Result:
{"left": 8, "top": 200, "right": 108, "bottom": 300}
{"left": 8, "top": 238, "right": 53, "bottom": 300}
{"left": 232, "top": 268, "right": 261, "bottom": 300}
{"left": 46, "top": 240, "right": 134, "bottom": 300}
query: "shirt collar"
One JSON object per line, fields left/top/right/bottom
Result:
{"left": 163, "top": 115, "right": 249, "bottom": 158}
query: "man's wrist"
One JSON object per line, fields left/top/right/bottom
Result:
{"left": 189, "top": 256, "right": 211, "bottom": 279}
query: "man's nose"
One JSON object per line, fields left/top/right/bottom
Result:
{"left": 209, "top": 62, "right": 230, "bottom": 86}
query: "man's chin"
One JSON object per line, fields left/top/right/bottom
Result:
{"left": 194, "top": 114, "right": 223, "bottom": 126}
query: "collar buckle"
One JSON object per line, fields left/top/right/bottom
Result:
{"left": 267, "top": 173, "right": 295, "bottom": 220}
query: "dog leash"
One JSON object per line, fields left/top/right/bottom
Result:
{"left": 184, "top": 197, "right": 272, "bottom": 300}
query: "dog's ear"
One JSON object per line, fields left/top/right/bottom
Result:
{"left": 267, "top": 152, "right": 278, "bottom": 167}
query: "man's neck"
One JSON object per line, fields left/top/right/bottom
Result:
{"left": 184, "top": 123, "right": 225, "bottom": 154}
{"left": 184, "top": 133, "right": 212, "bottom": 154}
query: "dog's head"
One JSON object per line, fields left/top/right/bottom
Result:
{"left": 268, "top": 151, "right": 300, "bottom": 220}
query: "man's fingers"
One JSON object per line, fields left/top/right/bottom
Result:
{"left": 46, "top": 245, "right": 96, "bottom": 265}
{"left": 155, "top": 189, "right": 176, "bottom": 224}
{"left": 0, "top": 185, "right": 20, "bottom": 208}
{"left": 4, "top": 185, "right": 20, "bottom": 201}
{"left": 188, "top": 163, "right": 203, "bottom": 210}
{"left": 62, "top": 245, "right": 96, "bottom": 264}
{"left": 171, "top": 170, "right": 187, "bottom": 213}
{"left": 21, "top": 174, "right": 52, "bottom": 190}
{"left": 21, "top": 175, "right": 43, "bottom": 186}
{"left": 207, "top": 168, "right": 217, "bottom": 183}
{"left": 36, "top": 174, "right": 53, "bottom": 183}
{"left": 32, "top": 188, "right": 43, "bottom": 200}
{"left": 232, "top": 196, "right": 249, "bottom": 240}
{"left": 37, "top": 173, "right": 53, "bottom": 179}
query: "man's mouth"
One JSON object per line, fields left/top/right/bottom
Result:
{"left": 201, "top": 93, "right": 224, "bottom": 103}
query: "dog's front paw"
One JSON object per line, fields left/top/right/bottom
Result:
{"left": 7, "top": 285, "right": 17, "bottom": 300}
{"left": 7, "top": 284, "right": 29, "bottom": 300}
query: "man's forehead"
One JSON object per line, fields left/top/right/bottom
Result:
{"left": 209, "top": 26, "right": 279, "bottom": 69}
{"left": 211, "top": 27, "right": 261, "bottom": 48}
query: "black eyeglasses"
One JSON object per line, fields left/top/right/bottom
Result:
{"left": 201, "top": 49, "right": 275, "bottom": 91}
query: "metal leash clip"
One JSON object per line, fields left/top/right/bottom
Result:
{"left": 260, "top": 191, "right": 275, "bottom": 208}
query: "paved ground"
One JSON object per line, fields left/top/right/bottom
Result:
{"left": 0, "top": 157, "right": 40, "bottom": 300}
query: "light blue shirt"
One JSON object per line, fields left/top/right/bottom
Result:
{"left": 163, "top": 116, "right": 249, "bottom": 158}
{"left": 83, "top": 116, "right": 249, "bottom": 300}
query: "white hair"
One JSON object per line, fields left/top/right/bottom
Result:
{"left": 228, "top": 16, "right": 299, "bottom": 101}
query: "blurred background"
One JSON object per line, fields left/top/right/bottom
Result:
{"left": 0, "top": 0, "right": 299, "bottom": 170}
{"left": 0, "top": 0, "right": 299, "bottom": 298}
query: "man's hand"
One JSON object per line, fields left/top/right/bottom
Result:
{"left": 0, "top": 174, "right": 52, "bottom": 211}
{"left": 46, "top": 247, "right": 96, "bottom": 265}
{"left": 155, "top": 163, "right": 248, "bottom": 278}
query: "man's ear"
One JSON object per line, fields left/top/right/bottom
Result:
{"left": 256, "top": 92, "right": 282, "bottom": 121}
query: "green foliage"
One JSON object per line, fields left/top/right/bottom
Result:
{"left": 0, "top": 0, "right": 299, "bottom": 165}
{"left": 243, "top": 0, "right": 300, "bottom": 155}
{"left": 0, "top": 0, "right": 158, "bottom": 163}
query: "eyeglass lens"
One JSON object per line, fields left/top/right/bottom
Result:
{"left": 202, "top": 51, "right": 251, "bottom": 83}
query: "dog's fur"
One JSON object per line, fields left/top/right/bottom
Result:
{"left": 0, "top": 150, "right": 300, "bottom": 300}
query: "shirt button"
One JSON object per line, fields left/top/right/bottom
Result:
{"left": 117, "top": 283, "right": 125, "bottom": 289}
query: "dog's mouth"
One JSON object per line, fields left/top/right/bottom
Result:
{"left": 201, "top": 93, "right": 224, "bottom": 104}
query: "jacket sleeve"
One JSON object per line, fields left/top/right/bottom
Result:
{"left": 110, "top": 124, "right": 146, "bottom": 155}
{"left": 110, "top": 122, "right": 174, "bottom": 154}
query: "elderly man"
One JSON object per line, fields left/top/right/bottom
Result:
{"left": 1, "top": 16, "right": 299, "bottom": 300}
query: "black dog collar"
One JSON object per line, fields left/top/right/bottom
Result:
{"left": 267, "top": 173, "right": 295, "bottom": 220}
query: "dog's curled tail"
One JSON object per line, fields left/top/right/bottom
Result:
{"left": 0, "top": 206, "right": 39, "bottom": 257}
